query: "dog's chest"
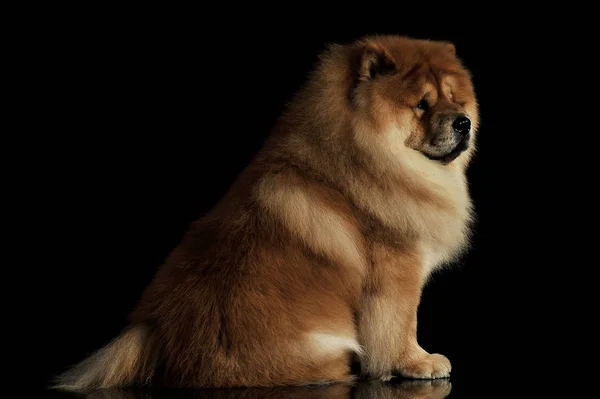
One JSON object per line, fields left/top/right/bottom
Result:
{"left": 416, "top": 191, "right": 472, "bottom": 274}
{"left": 392, "top": 179, "right": 472, "bottom": 273}
{"left": 350, "top": 167, "right": 473, "bottom": 273}
{"left": 419, "top": 235, "right": 462, "bottom": 274}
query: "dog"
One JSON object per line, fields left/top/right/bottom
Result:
{"left": 52, "top": 34, "right": 479, "bottom": 392}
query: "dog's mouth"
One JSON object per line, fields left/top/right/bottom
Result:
{"left": 423, "top": 135, "right": 470, "bottom": 164}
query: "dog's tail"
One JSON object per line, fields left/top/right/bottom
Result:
{"left": 51, "top": 323, "right": 158, "bottom": 392}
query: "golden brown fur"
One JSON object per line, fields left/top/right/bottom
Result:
{"left": 52, "top": 34, "right": 479, "bottom": 392}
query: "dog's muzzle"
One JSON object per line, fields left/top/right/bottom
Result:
{"left": 425, "top": 115, "right": 471, "bottom": 164}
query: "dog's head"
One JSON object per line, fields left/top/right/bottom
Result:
{"left": 346, "top": 35, "right": 479, "bottom": 169}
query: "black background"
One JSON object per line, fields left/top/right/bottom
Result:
{"left": 13, "top": 5, "right": 590, "bottom": 398}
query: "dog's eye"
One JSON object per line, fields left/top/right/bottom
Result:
{"left": 416, "top": 99, "right": 429, "bottom": 111}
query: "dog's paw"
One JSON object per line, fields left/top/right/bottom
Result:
{"left": 398, "top": 353, "right": 451, "bottom": 379}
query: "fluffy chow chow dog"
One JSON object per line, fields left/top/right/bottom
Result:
{"left": 53, "top": 34, "right": 479, "bottom": 392}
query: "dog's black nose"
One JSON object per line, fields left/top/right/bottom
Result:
{"left": 452, "top": 115, "right": 471, "bottom": 136}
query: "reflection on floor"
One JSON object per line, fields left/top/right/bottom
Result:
{"left": 50, "top": 378, "right": 452, "bottom": 399}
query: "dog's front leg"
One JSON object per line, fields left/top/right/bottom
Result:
{"left": 357, "top": 242, "right": 451, "bottom": 380}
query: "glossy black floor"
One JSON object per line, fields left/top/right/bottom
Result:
{"left": 46, "top": 378, "right": 457, "bottom": 399}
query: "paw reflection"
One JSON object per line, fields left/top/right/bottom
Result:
{"left": 354, "top": 379, "right": 452, "bottom": 398}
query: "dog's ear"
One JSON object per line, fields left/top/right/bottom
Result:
{"left": 356, "top": 43, "right": 397, "bottom": 81}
